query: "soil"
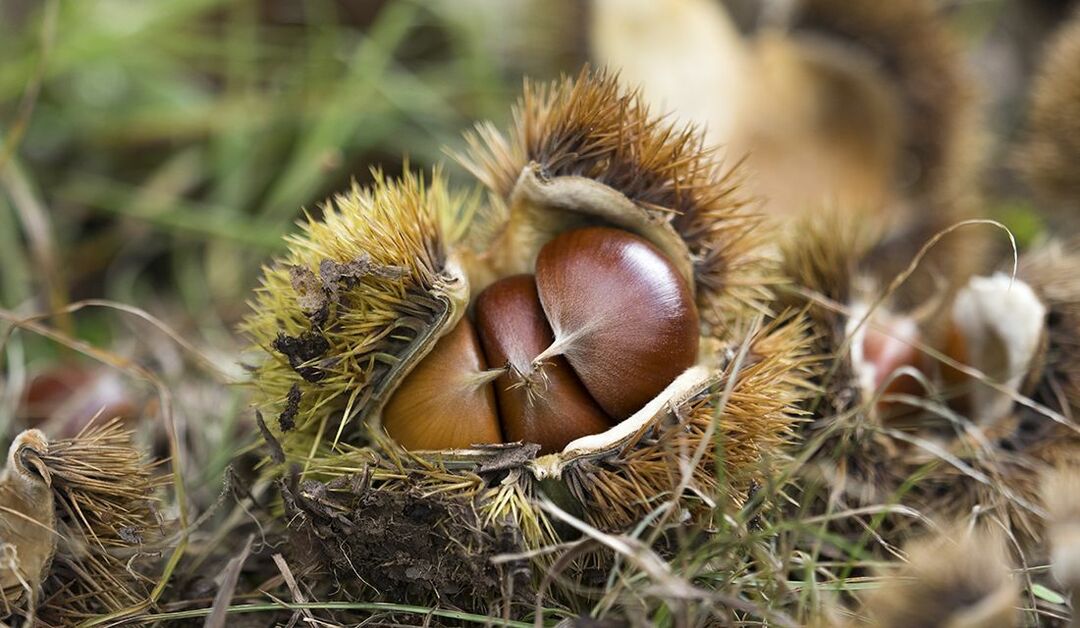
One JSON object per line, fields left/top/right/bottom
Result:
{"left": 283, "top": 473, "right": 530, "bottom": 613}
{"left": 272, "top": 331, "right": 330, "bottom": 382}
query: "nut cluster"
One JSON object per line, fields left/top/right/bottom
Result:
{"left": 383, "top": 226, "right": 700, "bottom": 454}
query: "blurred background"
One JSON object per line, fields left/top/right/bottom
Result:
{"left": 0, "top": 0, "right": 1075, "bottom": 505}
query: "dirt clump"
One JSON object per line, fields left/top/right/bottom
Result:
{"left": 284, "top": 473, "right": 529, "bottom": 613}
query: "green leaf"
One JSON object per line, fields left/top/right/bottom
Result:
{"left": 1032, "top": 583, "right": 1067, "bottom": 605}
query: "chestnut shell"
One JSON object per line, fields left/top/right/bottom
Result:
{"left": 535, "top": 226, "right": 700, "bottom": 419}
{"left": 382, "top": 319, "right": 503, "bottom": 450}
{"left": 474, "top": 274, "right": 613, "bottom": 454}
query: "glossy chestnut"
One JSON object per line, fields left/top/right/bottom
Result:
{"left": 384, "top": 226, "right": 701, "bottom": 454}
{"left": 474, "top": 274, "right": 613, "bottom": 454}
{"left": 535, "top": 226, "right": 700, "bottom": 419}
{"left": 382, "top": 319, "right": 503, "bottom": 450}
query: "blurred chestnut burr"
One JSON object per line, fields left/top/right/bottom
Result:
{"left": 778, "top": 209, "right": 929, "bottom": 421}
{"left": 592, "top": 0, "right": 984, "bottom": 305}
{"left": 913, "top": 242, "right": 1080, "bottom": 557}
{"left": 1043, "top": 466, "right": 1080, "bottom": 627}
{"left": 593, "top": 0, "right": 974, "bottom": 215}
{"left": 1018, "top": 7, "right": 1080, "bottom": 222}
{"left": 861, "top": 525, "right": 1018, "bottom": 628}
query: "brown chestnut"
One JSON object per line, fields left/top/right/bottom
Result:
{"left": 858, "top": 315, "right": 925, "bottom": 414}
{"left": 18, "top": 364, "right": 142, "bottom": 437}
{"left": 382, "top": 319, "right": 503, "bottom": 450}
{"left": 474, "top": 275, "right": 613, "bottom": 454}
{"left": 534, "top": 226, "right": 699, "bottom": 419}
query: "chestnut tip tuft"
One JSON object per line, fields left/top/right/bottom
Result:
{"left": 474, "top": 274, "right": 613, "bottom": 455}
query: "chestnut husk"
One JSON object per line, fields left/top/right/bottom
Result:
{"left": 859, "top": 524, "right": 1018, "bottom": 628}
{"left": 784, "top": 236, "right": 1080, "bottom": 561}
{"left": 912, "top": 241, "right": 1080, "bottom": 550}
{"left": 774, "top": 0, "right": 985, "bottom": 309}
{"left": 283, "top": 319, "right": 813, "bottom": 611}
{"left": 243, "top": 70, "right": 788, "bottom": 469}
{"left": 6, "top": 419, "right": 168, "bottom": 624}
{"left": 242, "top": 170, "right": 472, "bottom": 458}
{"left": 1019, "top": 10, "right": 1080, "bottom": 214}
{"left": 775, "top": 208, "right": 949, "bottom": 532}
{"left": 241, "top": 70, "right": 813, "bottom": 610}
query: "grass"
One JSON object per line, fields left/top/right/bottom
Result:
{"left": 140, "top": 602, "right": 537, "bottom": 626}
{"left": 1, "top": 0, "right": 526, "bottom": 341}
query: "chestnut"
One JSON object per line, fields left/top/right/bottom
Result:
{"left": 474, "top": 275, "right": 613, "bottom": 454}
{"left": 382, "top": 319, "right": 503, "bottom": 450}
{"left": 18, "top": 364, "right": 142, "bottom": 437}
{"left": 847, "top": 305, "right": 927, "bottom": 417}
{"left": 859, "top": 317, "right": 924, "bottom": 413}
{"left": 385, "top": 226, "right": 700, "bottom": 454}
{"left": 534, "top": 226, "right": 700, "bottom": 419}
